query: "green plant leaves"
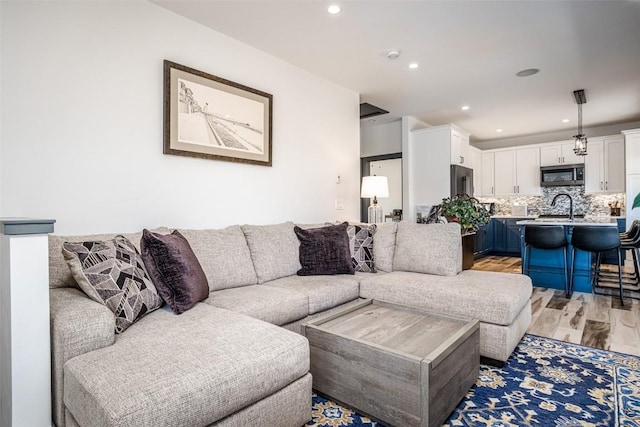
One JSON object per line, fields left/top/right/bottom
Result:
{"left": 633, "top": 193, "right": 640, "bottom": 209}
{"left": 438, "top": 193, "right": 490, "bottom": 232}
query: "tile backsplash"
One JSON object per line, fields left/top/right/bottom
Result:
{"left": 478, "top": 186, "right": 625, "bottom": 217}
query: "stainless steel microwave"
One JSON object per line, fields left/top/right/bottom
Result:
{"left": 540, "top": 164, "right": 585, "bottom": 186}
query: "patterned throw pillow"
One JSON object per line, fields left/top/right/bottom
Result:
{"left": 62, "top": 236, "right": 164, "bottom": 333}
{"left": 348, "top": 223, "right": 377, "bottom": 272}
{"left": 294, "top": 222, "right": 355, "bottom": 276}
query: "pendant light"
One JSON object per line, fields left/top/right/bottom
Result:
{"left": 573, "top": 89, "right": 588, "bottom": 156}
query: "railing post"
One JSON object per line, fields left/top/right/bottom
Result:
{"left": 1, "top": 218, "right": 56, "bottom": 427}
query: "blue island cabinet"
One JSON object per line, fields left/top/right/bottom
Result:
{"left": 519, "top": 219, "right": 625, "bottom": 293}
{"left": 491, "top": 218, "right": 523, "bottom": 256}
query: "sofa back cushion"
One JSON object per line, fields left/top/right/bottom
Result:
{"left": 392, "top": 222, "right": 462, "bottom": 276}
{"left": 373, "top": 222, "right": 398, "bottom": 272}
{"left": 50, "top": 230, "right": 152, "bottom": 289}
{"left": 178, "top": 226, "right": 258, "bottom": 291}
{"left": 242, "top": 222, "right": 301, "bottom": 283}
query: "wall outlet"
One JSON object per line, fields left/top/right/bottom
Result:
{"left": 335, "top": 199, "right": 345, "bottom": 210}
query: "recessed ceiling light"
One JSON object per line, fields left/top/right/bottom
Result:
{"left": 408, "top": 63, "right": 419, "bottom": 69}
{"left": 386, "top": 50, "right": 400, "bottom": 60}
{"left": 461, "top": 105, "right": 470, "bottom": 111}
{"left": 516, "top": 68, "right": 540, "bottom": 77}
{"left": 562, "top": 118, "right": 570, "bottom": 123}
{"left": 327, "top": 4, "right": 341, "bottom": 14}
{"left": 496, "top": 129, "right": 503, "bottom": 133}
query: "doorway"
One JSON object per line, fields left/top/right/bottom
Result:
{"left": 360, "top": 153, "right": 402, "bottom": 223}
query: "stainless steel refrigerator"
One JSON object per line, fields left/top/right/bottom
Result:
{"left": 450, "top": 165, "right": 474, "bottom": 197}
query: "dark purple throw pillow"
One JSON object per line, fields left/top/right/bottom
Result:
{"left": 140, "top": 229, "right": 209, "bottom": 314}
{"left": 294, "top": 222, "right": 355, "bottom": 276}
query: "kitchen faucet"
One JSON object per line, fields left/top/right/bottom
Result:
{"left": 551, "top": 192, "right": 574, "bottom": 220}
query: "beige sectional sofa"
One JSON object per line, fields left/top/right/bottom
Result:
{"left": 48, "top": 221, "right": 532, "bottom": 427}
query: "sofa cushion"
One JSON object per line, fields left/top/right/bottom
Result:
{"left": 49, "top": 228, "right": 168, "bottom": 289}
{"left": 63, "top": 304, "right": 309, "bottom": 427}
{"left": 372, "top": 222, "right": 397, "bottom": 272}
{"left": 348, "top": 223, "right": 377, "bottom": 273}
{"left": 205, "top": 285, "right": 308, "bottom": 325}
{"left": 178, "top": 226, "right": 258, "bottom": 291}
{"left": 393, "top": 222, "right": 462, "bottom": 276}
{"left": 242, "top": 222, "right": 301, "bottom": 283}
{"left": 265, "top": 275, "right": 360, "bottom": 314}
{"left": 61, "top": 236, "right": 163, "bottom": 333}
{"left": 294, "top": 223, "right": 354, "bottom": 276}
{"left": 359, "top": 270, "right": 532, "bottom": 325}
{"left": 141, "top": 229, "right": 209, "bottom": 314}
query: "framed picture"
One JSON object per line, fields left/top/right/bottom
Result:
{"left": 163, "top": 60, "right": 273, "bottom": 166}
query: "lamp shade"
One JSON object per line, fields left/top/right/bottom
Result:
{"left": 361, "top": 176, "right": 389, "bottom": 198}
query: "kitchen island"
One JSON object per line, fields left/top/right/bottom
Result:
{"left": 516, "top": 217, "right": 623, "bottom": 293}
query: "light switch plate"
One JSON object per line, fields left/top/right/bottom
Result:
{"left": 335, "top": 199, "right": 345, "bottom": 210}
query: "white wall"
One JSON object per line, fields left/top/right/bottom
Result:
{"left": 401, "top": 116, "right": 430, "bottom": 223}
{"left": 361, "top": 120, "right": 402, "bottom": 158}
{"left": 0, "top": 1, "right": 360, "bottom": 234}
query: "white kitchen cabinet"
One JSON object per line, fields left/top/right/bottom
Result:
{"left": 493, "top": 147, "right": 540, "bottom": 195}
{"left": 494, "top": 150, "right": 516, "bottom": 195}
{"left": 450, "top": 128, "right": 471, "bottom": 166}
{"left": 469, "top": 146, "right": 482, "bottom": 197}
{"left": 516, "top": 147, "right": 542, "bottom": 194}
{"left": 623, "top": 129, "right": 640, "bottom": 175}
{"left": 481, "top": 152, "right": 495, "bottom": 196}
{"left": 585, "top": 135, "right": 625, "bottom": 194}
{"left": 540, "top": 142, "right": 585, "bottom": 166}
{"left": 412, "top": 124, "right": 471, "bottom": 167}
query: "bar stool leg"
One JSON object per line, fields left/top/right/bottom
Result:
{"left": 570, "top": 248, "right": 577, "bottom": 298}
{"left": 594, "top": 252, "right": 603, "bottom": 288}
{"left": 563, "top": 246, "right": 570, "bottom": 298}
{"left": 618, "top": 248, "right": 625, "bottom": 306}
{"left": 632, "top": 248, "right": 640, "bottom": 282}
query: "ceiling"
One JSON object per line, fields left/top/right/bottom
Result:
{"left": 153, "top": 0, "right": 640, "bottom": 144}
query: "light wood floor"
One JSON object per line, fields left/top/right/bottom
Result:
{"left": 472, "top": 256, "right": 640, "bottom": 356}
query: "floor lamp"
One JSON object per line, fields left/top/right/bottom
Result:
{"left": 361, "top": 176, "right": 389, "bottom": 223}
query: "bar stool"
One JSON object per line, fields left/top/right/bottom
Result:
{"left": 570, "top": 226, "right": 624, "bottom": 306}
{"left": 524, "top": 225, "right": 569, "bottom": 297}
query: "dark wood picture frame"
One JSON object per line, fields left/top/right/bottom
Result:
{"left": 163, "top": 60, "right": 273, "bottom": 166}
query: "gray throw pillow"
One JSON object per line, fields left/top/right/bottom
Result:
{"left": 294, "top": 223, "right": 355, "bottom": 276}
{"left": 140, "top": 229, "right": 209, "bottom": 315}
{"left": 62, "top": 235, "right": 164, "bottom": 333}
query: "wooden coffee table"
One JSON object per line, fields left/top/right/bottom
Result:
{"left": 302, "top": 299, "right": 479, "bottom": 427}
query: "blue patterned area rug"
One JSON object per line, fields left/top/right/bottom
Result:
{"left": 307, "top": 334, "right": 640, "bottom": 427}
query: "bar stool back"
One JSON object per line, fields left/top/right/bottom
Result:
{"left": 524, "top": 225, "right": 569, "bottom": 296}
{"left": 570, "top": 226, "right": 624, "bottom": 305}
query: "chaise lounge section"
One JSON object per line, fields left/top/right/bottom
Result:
{"left": 48, "top": 220, "right": 531, "bottom": 426}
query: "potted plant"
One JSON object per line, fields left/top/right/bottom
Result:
{"left": 438, "top": 193, "right": 490, "bottom": 269}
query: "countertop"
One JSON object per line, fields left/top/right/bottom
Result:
{"left": 515, "top": 217, "right": 619, "bottom": 226}
{"left": 491, "top": 215, "right": 625, "bottom": 220}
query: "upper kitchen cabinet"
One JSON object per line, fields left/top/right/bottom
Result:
{"left": 540, "top": 142, "right": 585, "bottom": 166}
{"left": 584, "top": 135, "right": 625, "bottom": 194}
{"left": 469, "top": 146, "right": 482, "bottom": 197}
{"left": 494, "top": 147, "right": 541, "bottom": 195}
{"left": 411, "top": 124, "right": 472, "bottom": 166}
{"left": 480, "top": 152, "right": 495, "bottom": 197}
{"left": 623, "top": 129, "right": 640, "bottom": 175}
{"left": 450, "top": 127, "right": 471, "bottom": 166}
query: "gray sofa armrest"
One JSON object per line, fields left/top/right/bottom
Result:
{"left": 50, "top": 287, "right": 115, "bottom": 427}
